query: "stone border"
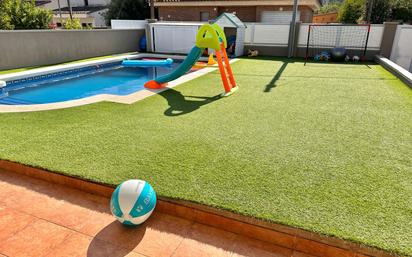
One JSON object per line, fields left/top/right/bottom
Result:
{"left": 0, "top": 160, "right": 397, "bottom": 257}
{"left": 0, "top": 54, "right": 229, "bottom": 113}
{"left": 375, "top": 55, "right": 412, "bottom": 88}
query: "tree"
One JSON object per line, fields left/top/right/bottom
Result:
{"left": 0, "top": 0, "right": 14, "bottom": 29}
{"left": 0, "top": 0, "right": 52, "bottom": 30}
{"left": 63, "top": 18, "right": 82, "bottom": 29}
{"left": 104, "top": 0, "right": 150, "bottom": 26}
{"left": 337, "top": 0, "right": 365, "bottom": 23}
{"left": 390, "top": 0, "right": 412, "bottom": 23}
{"left": 368, "top": 0, "right": 391, "bottom": 23}
{"left": 366, "top": 0, "right": 412, "bottom": 24}
{"left": 318, "top": 1, "right": 342, "bottom": 14}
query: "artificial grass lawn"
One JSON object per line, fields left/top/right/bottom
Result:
{"left": 0, "top": 58, "right": 411, "bottom": 255}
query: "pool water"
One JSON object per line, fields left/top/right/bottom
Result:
{"left": 0, "top": 62, "right": 181, "bottom": 105}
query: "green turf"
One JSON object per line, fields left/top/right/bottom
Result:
{"left": 0, "top": 58, "right": 411, "bottom": 256}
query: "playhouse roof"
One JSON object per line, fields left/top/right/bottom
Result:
{"left": 214, "top": 13, "right": 246, "bottom": 28}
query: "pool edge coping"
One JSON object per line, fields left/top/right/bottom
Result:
{"left": 0, "top": 159, "right": 398, "bottom": 257}
{"left": 0, "top": 54, "right": 228, "bottom": 113}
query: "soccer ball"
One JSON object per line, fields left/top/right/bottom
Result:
{"left": 352, "top": 56, "right": 360, "bottom": 62}
{"left": 110, "top": 179, "right": 157, "bottom": 226}
{"left": 319, "top": 51, "right": 330, "bottom": 61}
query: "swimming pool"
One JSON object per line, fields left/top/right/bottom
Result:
{"left": 0, "top": 61, "right": 181, "bottom": 105}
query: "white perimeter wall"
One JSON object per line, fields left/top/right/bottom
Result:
{"left": 297, "top": 24, "right": 384, "bottom": 50}
{"left": 152, "top": 25, "right": 200, "bottom": 54}
{"left": 244, "top": 23, "right": 290, "bottom": 46}
{"left": 111, "top": 20, "right": 147, "bottom": 29}
{"left": 245, "top": 23, "right": 384, "bottom": 50}
{"left": 390, "top": 25, "right": 412, "bottom": 72}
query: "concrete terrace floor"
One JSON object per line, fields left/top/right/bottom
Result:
{"left": 0, "top": 169, "right": 304, "bottom": 257}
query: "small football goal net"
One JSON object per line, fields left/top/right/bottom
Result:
{"left": 305, "top": 24, "right": 371, "bottom": 60}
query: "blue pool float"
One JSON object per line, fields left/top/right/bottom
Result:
{"left": 122, "top": 58, "right": 173, "bottom": 67}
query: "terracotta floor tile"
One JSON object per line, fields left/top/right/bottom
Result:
{"left": 44, "top": 201, "right": 113, "bottom": 236}
{"left": 123, "top": 252, "right": 148, "bottom": 257}
{"left": 78, "top": 212, "right": 116, "bottom": 237}
{"left": 41, "top": 231, "right": 146, "bottom": 257}
{"left": 0, "top": 170, "right": 47, "bottom": 193}
{"left": 172, "top": 223, "right": 237, "bottom": 257}
{"left": 0, "top": 218, "right": 72, "bottom": 257}
{"left": 231, "top": 236, "right": 293, "bottom": 257}
{"left": 41, "top": 231, "right": 92, "bottom": 257}
{"left": 0, "top": 178, "right": 66, "bottom": 218}
{"left": 0, "top": 170, "right": 109, "bottom": 214}
{"left": 133, "top": 212, "right": 193, "bottom": 257}
{"left": 93, "top": 212, "right": 192, "bottom": 257}
{"left": 93, "top": 219, "right": 147, "bottom": 250}
{"left": 0, "top": 206, "right": 37, "bottom": 242}
{"left": 87, "top": 236, "right": 143, "bottom": 257}
{"left": 0, "top": 180, "right": 19, "bottom": 203}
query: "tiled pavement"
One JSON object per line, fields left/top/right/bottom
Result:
{"left": 0, "top": 169, "right": 298, "bottom": 257}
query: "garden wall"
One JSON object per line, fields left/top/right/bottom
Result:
{"left": 390, "top": 25, "right": 412, "bottom": 72}
{"left": 0, "top": 29, "right": 145, "bottom": 70}
{"left": 243, "top": 23, "right": 384, "bottom": 59}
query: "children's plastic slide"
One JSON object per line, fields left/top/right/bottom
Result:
{"left": 144, "top": 23, "right": 238, "bottom": 96}
{"left": 145, "top": 47, "right": 202, "bottom": 87}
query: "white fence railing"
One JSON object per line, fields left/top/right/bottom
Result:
{"left": 368, "top": 24, "right": 384, "bottom": 50}
{"left": 244, "top": 23, "right": 290, "bottom": 46}
{"left": 111, "top": 20, "right": 147, "bottom": 29}
{"left": 390, "top": 25, "right": 412, "bottom": 72}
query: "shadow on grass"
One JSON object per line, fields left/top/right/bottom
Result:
{"left": 251, "top": 57, "right": 378, "bottom": 92}
{"left": 159, "top": 88, "right": 222, "bottom": 116}
{"left": 304, "top": 59, "right": 375, "bottom": 68}
{"left": 264, "top": 61, "right": 289, "bottom": 93}
{"left": 238, "top": 56, "right": 375, "bottom": 69}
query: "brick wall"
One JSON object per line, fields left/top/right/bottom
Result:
{"left": 158, "top": 6, "right": 218, "bottom": 21}
{"left": 312, "top": 12, "right": 338, "bottom": 23}
{"left": 158, "top": 5, "right": 314, "bottom": 23}
{"left": 217, "top": 6, "right": 256, "bottom": 22}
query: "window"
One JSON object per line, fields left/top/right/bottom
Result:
{"left": 200, "top": 12, "right": 209, "bottom": 22}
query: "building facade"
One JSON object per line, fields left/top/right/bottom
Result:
{"left": 154, "top": 0, "right": 321, "bottom": 23}
{"left": 36, "top": 0, "right": 109, "bottom": 28}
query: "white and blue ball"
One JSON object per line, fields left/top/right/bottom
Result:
{"left": 110, "top": 179, "right": 157, "bottom": 226}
